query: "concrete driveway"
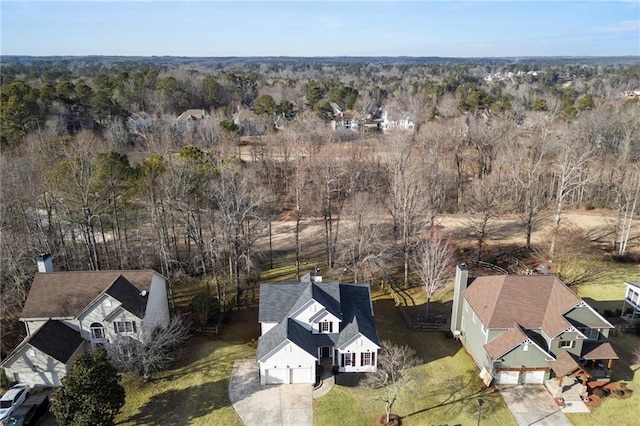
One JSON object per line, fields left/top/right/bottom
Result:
{"left": 229, "top": 360, "right": 313, "bottom": 426}
{"left": 499, "top": 385, "right": 572, "bottom": 426}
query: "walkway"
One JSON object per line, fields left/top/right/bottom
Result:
{"left": 499, "top": 385, "right": 572, "bottom": 426}
{"left": 229, "top": 360, "right": 313, "bottom": 426}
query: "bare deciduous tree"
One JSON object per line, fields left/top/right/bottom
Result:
{"left": 109, "top": 315, "right": 191, "bottom": 381}
{"left": 465, "top": 174, "right": 505, "bottom": 261}
{"left": 366, "top": 340, "right": 420, "bottom": 424}
{"left": 412, "top": 233, "right": 455, "bottom": 321}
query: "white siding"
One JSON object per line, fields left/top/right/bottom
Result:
{"left": 78, "top": 295, "right": 121, "bottom": 341}
{"left": 3, "top": 343, "right": 85, "bottom": 388}
{"left": 291, "top": 300, "right": 324, "bottom": 330}
{"left": 261, "top": 322, "right": 278, "bottom": 335}
{"left": 145, "top": 272, "right": 170, "bottom": 330}
{"left": 259, "top": 342, "right": 316, "bottom": 385}
{"left": 337, "top": 334, "right": 379, "bottom": 373}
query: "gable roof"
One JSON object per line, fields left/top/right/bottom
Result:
{"left": 464, "top": 275, "right": 582, "bottom": 337}
{"left": 105, "top": 275, "right": 148, "bottom": 317}
{"left": 21, "top": 270, "right": 155, "bottom": 320}
{"left": 176, "top": 109, "right": 207, "bottom": 121}
{"left": 257, "top": 319, "right": 319, "bottom": 361}
{"left": 549, "top": 350, "right": 583, "bottom": 377}
{"left": 581, "top": 341, "right": 619, "bottom": 360}
{"left": 2, "top": 320, "right": 84, "bottom": 367}
{"left": 483, "top": 324, "right": 529, "bottom": 360}
{"left": 258, "top": 280, "right": 379, "bottom": 358}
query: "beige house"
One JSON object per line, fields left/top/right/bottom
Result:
{"left": 1, "top": 254, "right": 170, "bottom": 387}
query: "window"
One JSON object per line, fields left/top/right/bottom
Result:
{"left": 319, "top": 321, "right": 333, "bottom": 333}
{"left": 361, "top": 352, "right": 375, "bottom": 366}
{"left": 472, "top": 312, "right": 477, "bottom": 324}
{"left": 114, "top": 321, "right": 137, "bottom": 334}
{"left": 343, "top": 353, "right": 352, "bottom": 366}
{"left": 90, "top": 322, "right": 105, "bottom": 339}
{"left": 559, "top": 340, "right": 575, "bottom": 349}
{"left": 523, "top": 344, "right": 529, "bottom": 352}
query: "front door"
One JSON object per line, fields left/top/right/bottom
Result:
{"left": 321, "top": 347, "right": 330, "bottom": 358}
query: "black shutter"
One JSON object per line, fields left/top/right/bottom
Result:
{"left": 361, "top": 353, "right": 364, "bottom": 366}
{"left": 132, "top": 321, "right": 137, "bottom": 333}
{"left": 114, "top": 323, "right": 119, "bottom": 333}
{"left": 329, "top": 322, "right": 333, "bottom": 333}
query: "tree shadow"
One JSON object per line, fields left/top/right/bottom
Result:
{"left": 403, "top": 376, "right": 501, "bottom": 421}
{"left": 124, "top": 379, "right": 230, "bottom": 425}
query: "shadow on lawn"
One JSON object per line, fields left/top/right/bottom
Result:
{"left": 124, "top": 379, "right": 230, "bottom": 425}
{"left": 404, "top": 377, "right": 501, "bottom": 421}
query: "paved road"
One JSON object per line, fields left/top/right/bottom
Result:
{"left": 229, "top": 359, "right": 313, "bottom": 426}
{"left": 500, "top": 385, "right": 572, "bottom": 426}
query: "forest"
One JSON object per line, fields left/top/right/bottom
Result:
{"left": 1, "top": 57, "right": 640, "bottom": 355}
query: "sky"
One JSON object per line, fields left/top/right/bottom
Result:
{"left": 1, "top": 1, "right": 639, "bottom": 57}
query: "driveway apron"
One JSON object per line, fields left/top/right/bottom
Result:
{"left": 229, "top": 359, "right": 313, "bottom": 426}
{"left": 499, "top": 385, "right": 572, "bottom": 426}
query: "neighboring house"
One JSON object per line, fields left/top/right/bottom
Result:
{"left": 331, "top": 107, "right": 363, "bottom": 132}
{"left": 622, "top": 89, "right": 640, "bottom": 98}
{"left": 257, "top": 271, "right": 379, "bottom": 385}
{"left": 176, "top": 109, "right": 209, "bottom": 123}
{"left": 1, "top": 254, "right": 170, "bottom": 387}
{"left": 621, "top": 281, "right": 640, "bottom": 322}
{"left": 127, "top": 112, "right": 154, "bottom": 136}
{"left": 233, "top": 107, "right": 267, "bottom": 136}
{"left": 378, "top": 111, "right": 415, "bottom": 134}
{"left": 451, "top": 263, "right": 618, "bottom": 386}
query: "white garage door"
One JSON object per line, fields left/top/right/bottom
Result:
{"left": 265, "top": 368, "right": 288, "bottom": 384}
{"left": 523, "top": 370, "right": 545, "bottom": 384}
{"left": 497, "top": 370, "right": 520, "bottom": 385}
{"left": 290, "top": 367, "right": 312, "bottom": 384}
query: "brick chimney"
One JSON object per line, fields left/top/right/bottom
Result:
{"left": 450, "top": 262, "right": 468, "bottom": 337}
{"left": 36, "top": 253, "right": 53, "bottom": 273}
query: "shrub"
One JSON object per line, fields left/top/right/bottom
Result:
{"left": 592, "top": 387, "right": 609, "bottom": 398}
{"left": 603, "top": 309, "right": 613, "bottom": 317}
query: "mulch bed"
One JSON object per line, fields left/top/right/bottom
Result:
{"left": 334, "top": 372, "right": 369, "bottom": 387}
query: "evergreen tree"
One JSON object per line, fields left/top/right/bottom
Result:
{"left": 51, "top": 348, "right": 125, "bottom": 426}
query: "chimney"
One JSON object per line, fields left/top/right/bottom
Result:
{"left": 311, "top": 267, "right": 322, "bottom": 283}
{"left": 36, "top": 253, "right": 54, "bottom": 273}
{"left": 450, "top": 262, "right": 468, "bottom": 336}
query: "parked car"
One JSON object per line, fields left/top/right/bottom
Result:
{"left": 5, "top": 392, "right": 49, "bottom": 426}
{"left": 0, "top": 385, "right": 29, "bottom": 425}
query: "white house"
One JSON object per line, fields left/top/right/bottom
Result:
{"left": 621, "top": 281, "right": 640, "bottom": 322}
{"left": 378, "top": 111, "right": 415, "bottom": 134}
{"left": 1, "top": 254, "right": 170, "bottom": 387}
{"left": 257, "top": 271, "right": 380, "bottom": 385}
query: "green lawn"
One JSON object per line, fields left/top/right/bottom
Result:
{"left": 116, "top": 308, "right": 259, "bottom": 425}
{"left": 314, "top": 298, "right": 515, "bottom": 426}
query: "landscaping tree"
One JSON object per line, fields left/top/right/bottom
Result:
{"left": 412, "top": 233, "right": 455, "bottom": 321}
{"left": 109, "top": 315, "right": 191, "bottom": 380}
{"left": 51, "top": 347, "right": 125, "bottom": 426}
{"left": 367, "top": 340, "right": 420, "bottom": 425}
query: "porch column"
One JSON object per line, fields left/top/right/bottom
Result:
{"left": 607, "top": 359, "right": 613, "bottom": 370}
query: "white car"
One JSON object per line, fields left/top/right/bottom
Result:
{"left": 0, "top": 385, "right": 29, "bottom": 425}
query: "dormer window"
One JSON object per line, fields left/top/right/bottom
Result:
{"left": 319, "top": 321, "right": 333, "bottom": 333}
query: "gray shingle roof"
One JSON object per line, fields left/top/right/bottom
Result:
{"left": 28, "top": 320, "right": 84, "bottom": 363}
{"left": 257, "top": 280, "right": 379, "bottom": 359}
{"left": 105, "top": 275, "right": 148, "bottom": 317}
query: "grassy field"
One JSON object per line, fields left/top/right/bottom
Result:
{"left": 314, "top": 298, "right": 516, "bottom": 426}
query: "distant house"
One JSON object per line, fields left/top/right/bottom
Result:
{"left": 233, "top": 107, "right": 267, "bottom": 136}
{"left": 257, "top": 270, "right": 379, "bottom": 385}
{"left": 378, "top": 111, "right": 415, "bottom": 134}
{"left": 176, "top": 109, "right": 209, "bottom": 123}
{"left": 0, "top": 254, "right": 170, "bottom": 387}
{"left": 451, "top": 263, "right": 618, "bottom": 386}
{"left": 622, "top": 90, "right": 640, "bottom": 98}
{"left": 330, "top": 103, "right": 364, "bottom": 132}
{"left": 127, "top": 112, "right": 154, "bottom": 135}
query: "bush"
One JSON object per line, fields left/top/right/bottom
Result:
{"left": 603, "top": 309, "right": 613, "bottom": 317}
{"left": 592, "top": 387, "right": 609, "bottom": 398}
